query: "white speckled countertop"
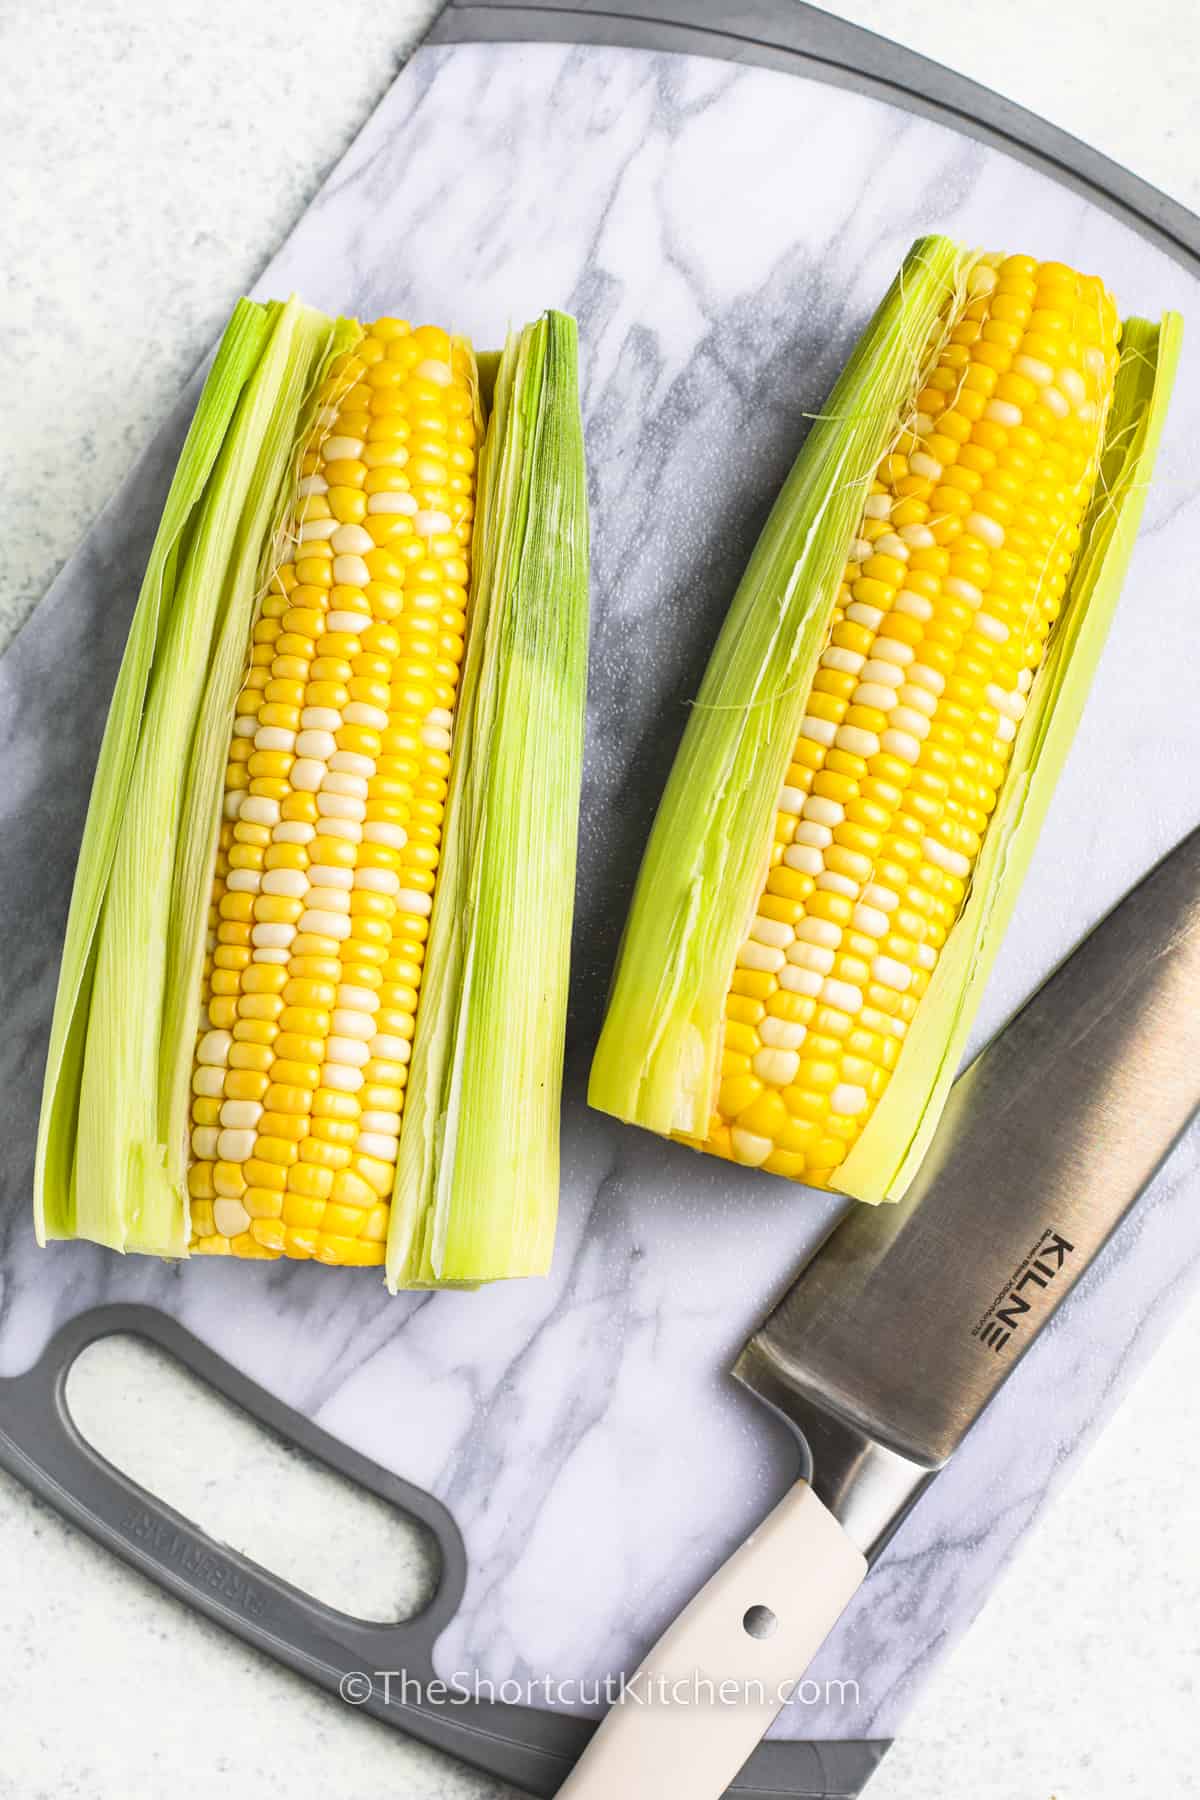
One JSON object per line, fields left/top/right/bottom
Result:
{"left": 3, "top": 3, "right": 1199, "bottom": 1797}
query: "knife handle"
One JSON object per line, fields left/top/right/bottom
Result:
{"left": 556, "top": 1481, "right": 866, "bottom": 1798}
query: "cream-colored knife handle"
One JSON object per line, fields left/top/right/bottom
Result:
{"left": 557, "top": 1481, "right": 866, "bottom": 1798}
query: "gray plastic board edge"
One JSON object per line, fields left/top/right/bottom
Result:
{"left": 5, "top": 6, "right": 1198, "bottom": 1800}
{"left": 0, "top": 1307, "right": 885, "bottom": 1799}
{"left": 430, "top": 0, "right": 1200, "bottom": 276}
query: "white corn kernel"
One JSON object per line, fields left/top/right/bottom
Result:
{"left": 737, "top": 940, "right": 785, "bottom": 974}
{"left": 299, "top": 910, "right": 351, "bottom": 939}
{"left": 344, "top": 702, "right": 389, "bottom": 730}
{"left": 213, "top": 1199, "right": 252, "bottom": 1238}
{"left": 301, "top": 707, "right": 342, "bottom": 732}
{"left": 816, "top": 871, "right": 858, "bottom": 899}
{"left": 319, "top": 816, "right": 363, "bottom": 842}
{"left": 363, "top": 821, "right": 407, "bottom": 848}
{"left": 333, "top": 554, "right": 371, "bottom": 586}
{"left": 872, "top": 955, "right": 912, "bottom": 992}
{"left": 880, "top": 729, "right": 921, "bottom": 764}
{"left": 759, "top": 1017, "right": 807, "bottom": 1051}
{"left": 800, "top": 714, "right": 837, "bottom": 748}
{"left": 796, "top": 918, "right": 841, "bottom": 950}
{"left": 317, "top": 791, "right": 366, "bottom": 821}
{"left": 355, "top": 867, "right": 401, "bottom": 895}
{"left": 836, "top": 725, "right": 880, "bottom": 758}
{"left": 965, "top": 511, "right": 1005, "bottom": 548}
{"left": 239, "top": 796, "right": 281, "bottom": 826}
{"left": 803, "top": 797, "right": 844, "bottom": 827}
{"left": 331, "top": 1010, "right": 375, "bottom": 1040}
{"left": 923, "top": 838, "right": 971, "bottom": 878}
{"left": 290, "top": 758, "right": 326, "bottom": 792}
{"left": 329, "top": 750, "right": 375, "bottom": 778}
{"left": 336, "top": 986, "right": 380, "bottom": 1013}
{"left": 784, "top": 844, "right": 823, "bottom": 876}
{"left": 730, "top": 1128, "right": 773, "bottom": 1167}
{"left": 322, "top": 770, "right": 368, "bottom": 798}
{"left": 360, "top": 1110, "right": 402, "bottom": 1134}
{"left": 261, "top": 868, "right": 308, "bottom": 898}
{"left": 321, "top": 1064, "right": 364, "bottom": 1093}
{"left": 786, "top": 941, "right": 835, "bottom": 975}
{"left": 778, "top": 964, "right": 822, "bottom": 997}
{"left": 367, "top": 491, "right": 418, "bottom": 515}
{"left": 296, "top": 729, "right": 337, "bottom": 760}
{"left": 321, "top": 435, "right": 363, "bottom": 461}
{"left": 851, "top": 904, "right": 889, "bottom": 938}
{"left": 252, "top": 923, "right": 295, "bottom": 949}
{"left": 396, "top": 888, "right": 433, "bottom": 917}
{"left": 897, "top": 683, "right": 936, "bottom": 717}
{"left": 220, "top": 1100, "right": 262, "bottom": 1129}
{"left": 846, "top": 602, "right": 884, "bottom": 630}
{"left": 217, "top": 1129, "right": 256, "bottom": 1164}
{"left": 358, "top": 1132, "right": 400, "bottom": 1161}
{"left": 750, "top": 916, "right": 794, "bottom": 950}
{"left": 752, "top": 1047, "right": 800, "bottom": 1087}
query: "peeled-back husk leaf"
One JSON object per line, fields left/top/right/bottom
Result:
{"left": 387, "top": 311, "right": 589, "bottom": 1289}
{"left": 35, "top": 298, "right": 271, "bottom": 1248}
{"left": 838, "top": 309, "right": 1183, "bottom": 1202}
{"left": 36, "top": 299, "right": 359, "bottom": 1253}
{"left": 588, "top": 235, "right": 971, "bottom": 1141}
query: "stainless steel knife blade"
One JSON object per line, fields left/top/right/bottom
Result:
{"left": 735, "top": 824, "right": 1200, "bottom": 1559}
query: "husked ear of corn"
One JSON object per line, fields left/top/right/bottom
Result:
{"left": 590, "top": 238, "right": 1180, "bottom": 1201}
{"left": 35, "top": 298, "right": 590, "bottom": 1283}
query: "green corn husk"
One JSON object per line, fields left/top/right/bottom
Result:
{"left": 35, "top": 298, "right": 358, "bottom": 1254}
{"left": 589, "top": 239, "right": 1181, "bottom": 1203}
{"left": 387, "top": 311, "right": 590, "bottom": 1289}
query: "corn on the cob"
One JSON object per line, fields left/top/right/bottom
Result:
{"left": 35, "top": 300, "right": 589, "bottom": 1283}
{"left": 590, "top": 238, "right": 1180, "bottom": 1201}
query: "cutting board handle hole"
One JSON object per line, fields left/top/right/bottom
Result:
{"left": 65, "top": 1333, "right": 440, "bottom": 1624}
{"left": 742, "top": 1604, "right": 778, "bottom": 1639}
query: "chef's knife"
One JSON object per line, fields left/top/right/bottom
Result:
{"left": 558, "top": 823, "right": 1200, "bottom": 1798}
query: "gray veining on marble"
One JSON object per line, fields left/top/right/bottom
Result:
{"left": 2, "top": 39, "right": 1198, "bottom": 1752}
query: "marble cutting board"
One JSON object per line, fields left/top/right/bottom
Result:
{"left": 2, "top": 19, "right": 1200, "bottom": 1786}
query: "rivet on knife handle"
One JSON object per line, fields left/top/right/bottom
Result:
{"left": 555, "top": 1484, "right": 865, "bottom": 1800}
